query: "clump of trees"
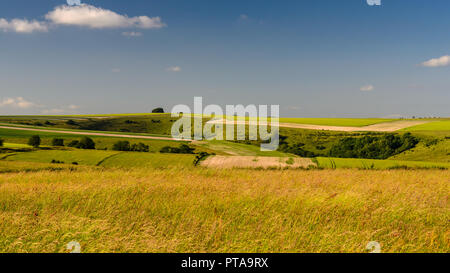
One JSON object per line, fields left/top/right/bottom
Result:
{"left": 160, "top": 144, "right": 195, "bottom": 154}
{"left": 152, "top": 107, "right": 165, "bottom": 113}
{"left": 277, "top": 135, "right": 316, "bottom": 157}
{"left": 67, "top": 137, "right": 96, "bottom": 149}
{"left": 112, "top": 141, "right": 149, "bottom": 152}
{"left": 28, "top": 135, "right": 41, "bottom": 148}
{"left": 52, "top": 138, "right": 65, "bottom": 147}
{"left": 329, "top": 133, "right": 419, "bottom": 159}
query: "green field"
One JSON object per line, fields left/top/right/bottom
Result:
{"left": 316, "top": 157, "right": 450, "bottom": 170}
{"left": 401, "top": 120, "right": 450, "bottom": 132}
{"left": 0, "top": 127, "right": 185, "bottom": 152}
{"left": 194, "top": 140, "right": 290, "bottom": 157}
{"left": 390, "top": 139, "right": 450, "bottom": 163}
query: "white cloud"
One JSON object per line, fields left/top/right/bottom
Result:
{"left": 360, "top": 85, "right": 374, "bottom": 92}
{"left": 0, "top": 18, "right": 48, "bottom": 33}
{"left": 45, "top": 4, "right": 166, "bottom": 29}
{"left": 421, "top": 55, "right": 450, "bottom": 67}
{"left": 167, "top": 66, "right": 181, "bottom": 72}
{"left": 122, "top": 31, "right": 142, "bottom": 37}
{"left": 0, "top": 97, "right": 36, "bottom": 108}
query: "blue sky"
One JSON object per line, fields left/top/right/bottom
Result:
{"left": 0, "top": 0, "right": 449, "bottom": 117}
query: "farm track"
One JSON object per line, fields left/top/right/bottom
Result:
{"left": 207, "top": 120, "right": 430, "bottom": 132}
{"left": 0, "top": 125, "right": 189, "bottom": 142}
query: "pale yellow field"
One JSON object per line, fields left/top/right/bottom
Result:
{"left": 0, "top": 167, "right": 448, "bottom": 253}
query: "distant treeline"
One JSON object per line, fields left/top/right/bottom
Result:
{"left": 279, "top": 133, "right": 419, "bottom": 160}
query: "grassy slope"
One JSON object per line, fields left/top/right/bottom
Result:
{"left": 194, "top": 140, "right": 290, "bottom": 157}
{"left": 0, "top": 168, "right": 447, "bottom": 253}
{"left": 316, "top": 157, "right": 450, "bottom": 170}
{"left": 0, "top": 127, "right": 184, "bottom": 152}
{"left": 101, "top": 153, "right": 196, "bottom": 168}
{"left": 4, "top": 150, "right": 119, "bottom": 166}
{"left": 389, "top": 139, "right": 450, "bottom": 163}
{"left": 2, "top": 150, "right": 198, "bottom": 168}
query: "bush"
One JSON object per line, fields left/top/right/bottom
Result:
{"left": 51, "top": 159, "right": 65, "bottom": 164}
{"left": 0, "top": 138, "right": 3, "bottom": 147}
{"left": 160, "top": 144, "right": 195, "bottom": 154}
{"left": 113, "top": 141, "right": 131, "bottom": 151}
{"left": 152, "top": 107, "right": 165, "bottom": 113}
{"left": 78, "top": 137, "right": 96, "bottom": 149}
{"left": 68, "top": 140, "right": 80, "bottom": 148}
{"left": 28, "top": 135, "right": 41, "bottom": 148}
{"left": 67, "top": 138, "right": 96, "bottom": 149}
{"left": 52, "top": 138, "right": 65, "bottom": 147}
{"left": 194, "top": 152, "right": 210, "bottom": 166}
{"left": 131, "top": 143, "right": 149, "bottom": 152}
{"left": 112, "top": 141, "right": 149, "bottom": 152}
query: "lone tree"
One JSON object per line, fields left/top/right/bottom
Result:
{"left": 152, "top": 107, "right": 165, "bottom": 113}
{"left": 28, "top": 135, "right": 41, "bottom": 148}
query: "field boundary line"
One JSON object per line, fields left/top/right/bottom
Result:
{"left": 95, "top": 152, "right": 124, "bottom": 166}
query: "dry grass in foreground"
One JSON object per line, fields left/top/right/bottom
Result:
{"left": 0, "top": 168, "right": 448, "bottom": 253}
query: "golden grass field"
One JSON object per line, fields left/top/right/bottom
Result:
{"left": 0, "top": 167, "right": 448, "bottom": 253}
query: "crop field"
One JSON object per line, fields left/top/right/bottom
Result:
{"left": 0, "top": 168, "right": 448, "bottom": 253}
{"left": 400, "top": 120, "right": 450, "bottom": 132}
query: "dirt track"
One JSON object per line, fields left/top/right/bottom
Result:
{"left": 201, "top": 155, "right": 316, "bottom": 169}
{"left": 207, "top": 119, "right": 429, "bottom": 132}
{"left": 0, "top": 126, "right": 189, "bottom": 142}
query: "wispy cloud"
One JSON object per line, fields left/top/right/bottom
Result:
{"left": 0, "top": 97, "right": 37, "bottom": 108}
{"left": 167, "top": 66, "right": 181, "bottom": 72}
{"left": 0, "top": 18, "right": 48, "bottom": 33}
{"left": 421, "top": 55, "right": 450, "bottom": 67}
{"left": 45, "top": 4, "right": 166, "bottom": 29}
{"left": 360, "top": 85, "right": 374, "bottom": 92}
